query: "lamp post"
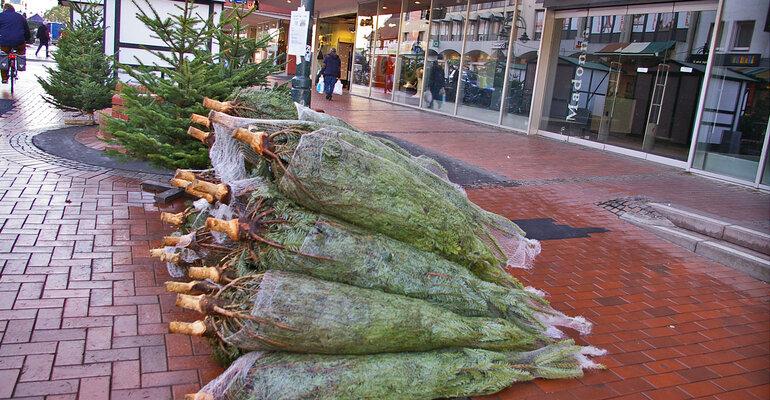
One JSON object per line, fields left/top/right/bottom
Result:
{"left": 290, "top": 0, "right": 315, "bottom": 106}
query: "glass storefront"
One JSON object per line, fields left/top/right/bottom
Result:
{"left": 372, "top": 0, "right": 402, "bottom": 100}
{"left": 394, "top": 0, "right": 430, "bottom": 106}
{"left": 456, "top": 0, "right": 515, "bottom": 124}
{"left": 352, "top": 2, "right": 378, "bottom": 96}
{"left": 423, "top": 0, "right": 466, "bottom": 113}
{"left": 345, "top": 0, "right": 770, "bottom": 189}
{"left": 538, "top": 7, "right": 717, "bottom": 161}
{"left": 691, "top": 0, "right": 770, "bottom": 184}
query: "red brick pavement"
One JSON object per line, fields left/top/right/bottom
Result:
{"left": 0, "top": 62, "right": 767, "bottom": 400}
{"left": 0, "top": 56, "right": 222, "bottom": 399}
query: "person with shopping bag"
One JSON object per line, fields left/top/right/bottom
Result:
{"left": 320, "top": 48, "right": 341, "bottom": 100}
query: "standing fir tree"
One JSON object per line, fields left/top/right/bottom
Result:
{"left": 37, "top": 4, "right": 115, "bottom": 122}
{"left": 103, "top": 0, "right": 278, "bottom": 170}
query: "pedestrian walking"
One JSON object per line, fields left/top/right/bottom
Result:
{"left": 35, "top": 23, "right": 50, "bottom": 58}
{"left": 0, "top": 3, "right": 31, "bottom": 84}
{"left": 428, "top": 55, "right": 445, "bottom": 108}
{"left": 321, "top": 48, "right": 341, "bottom": 100}
{"left": 384, "top": 57, "right": 395, "bottom": 94}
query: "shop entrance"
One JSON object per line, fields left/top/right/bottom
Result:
{"left": 317, "top": 14, "right": 357, "bottom": 90}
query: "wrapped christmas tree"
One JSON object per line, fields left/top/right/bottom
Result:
{"left": 155, "top": 91, "right": 603, "bottom": 400}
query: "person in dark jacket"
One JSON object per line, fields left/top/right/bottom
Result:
{"left": 320, "top": 48, "right": 341, "bottom": 100}
{"left": 0, "top": 3, "right": 30, "bottom": 83}
{"left": 428, "top": 55, "right": 445, "bottom": 108}
{"left": 35, "top": 23, "right": 49, "bottom": 58}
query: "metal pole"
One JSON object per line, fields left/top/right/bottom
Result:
{"left": 291, "top": 0, "right": 315, "bottom": 106}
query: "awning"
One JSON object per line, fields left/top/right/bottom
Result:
{"left": 677, "top": 61, "right": 755, "bottom": 82}
{"left": 596, "top": 41, "right": 676, "bottom": 56}
{"left": 733, "top": 67, "right": 770, "bottom": 81}
{"left": 559, "top": 56, "right": 612, "bottom": 72}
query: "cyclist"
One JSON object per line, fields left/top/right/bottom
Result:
{"left": 0, "top": 3, "right": 31, "bottom": 84}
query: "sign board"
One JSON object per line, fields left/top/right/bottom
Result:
{"left": 288, "top": 6, "right": 310, "bottom": 56}
{"left": 225, "top": 0, "right": 256, "bottom": 9}
{"left": 491, "top": 41, "right": 508, "bottom": 49}
{"left": 688, "top": 53, "right": 761, "bottom": 67}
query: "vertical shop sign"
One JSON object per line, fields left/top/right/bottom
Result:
{"left": 288, "top": 6, "right": 310, "bottom": 57}
{"left": 566, "top": 27, "right": 590, "bottom": 122}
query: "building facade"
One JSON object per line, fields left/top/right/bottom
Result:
{"left": 334, "top": 0, "right": 769, "bottom": 189}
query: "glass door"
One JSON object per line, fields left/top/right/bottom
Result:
{"left": 372, "top": 0, "right": 402, "bottom": 100}
{"left": 691, "top": 0, "right": 770, "bottom": 184}
{"left": 352, "top": 1, "right": 379, "bottom": 96}
{"left": 394, "top": 0, "right": 431, "bottom": 106}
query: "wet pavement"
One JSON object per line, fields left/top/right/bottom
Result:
{"left": 0, "top": 59, "right": 767, "bottom": 399}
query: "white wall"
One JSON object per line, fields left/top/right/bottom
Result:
{"left": 105, "top": 0, "right": 223, "bottom": 70}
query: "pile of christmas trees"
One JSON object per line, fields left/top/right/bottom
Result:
{"left": 154, "top": 89, "right": 603, "bottom": 399}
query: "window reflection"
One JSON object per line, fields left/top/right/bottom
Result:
{"left": 352, "top": 1, "right": 378, "bottom": 96}
{"left": 693, "top": 0, "right": 769, "bottom": 183}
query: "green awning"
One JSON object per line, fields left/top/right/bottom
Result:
{"left": 595, "top": 41, "right": 676, "bottom": 56}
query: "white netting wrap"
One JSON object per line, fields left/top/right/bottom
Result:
{"left": 524, "top": 286, "right": 547, "bottom": 298}
{"left": 163, "top": 246, "right": 185, "bottom": 278}
{"left": 165, "top": 262, "right": 184, "bottom": 278}
{"left": 210, "top": 122, "right": 247, "bottom": 184}
{"left": 488, "top": 227, "right": 541, "bottom": 270}
{"left": 227, "top": 177, "right": 268, "bottom": 209}
{"left": 191, "top": 198, "right": 212, "bottom": 228}
{"left": 209, "top": 203, "right": 235, "bottom": 244}
{"left": 535, "top": 311, "right": 593, "bottom": 337}
{"left": 576, "top": 346, "right": 608, "bottom": 370}
{"left": 192, "top": 351, "right": 266, "bottom": 399}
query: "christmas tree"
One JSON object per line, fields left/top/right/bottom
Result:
{"left": 37, "top": 3, "right": 115, "bottom": 121}
{"left": 103, "top": 0, "right": 278, "bottom": 170}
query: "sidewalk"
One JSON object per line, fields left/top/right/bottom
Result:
{"left": 0, "top": 62, "right": 767, "bottom": 399}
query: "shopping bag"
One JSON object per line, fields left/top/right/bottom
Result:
{"left": 316, "top": 81, "right": 324, "bottom": 94}
{"left": 333, "top": 80, "right": 343, "bottom": 95}
{"left": 423, "top": 89, "right": 432, "bottom": 104}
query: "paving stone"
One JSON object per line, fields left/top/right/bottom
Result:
{"left": 0, "top": 60, "right": 767, "bottom": 400}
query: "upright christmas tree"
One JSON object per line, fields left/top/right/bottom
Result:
{"left": 37, "top": 3, "right": 115, "bottom": 122}
{"left": 103, "top": 0, "right": 278, "bottom": 170}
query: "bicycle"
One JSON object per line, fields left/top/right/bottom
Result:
{"left": 0, "top": 48, "right": 23, "bottom": 94}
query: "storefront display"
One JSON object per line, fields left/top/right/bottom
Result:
{"left": 344, "top": 0, "right": 769, "bottom": 189}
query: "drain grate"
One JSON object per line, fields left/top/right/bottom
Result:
{"left": 596, "top": 196, "right": 666, "bottom": 221}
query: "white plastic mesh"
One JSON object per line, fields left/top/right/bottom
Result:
{"left": 163, "top": 246, "right": 185, "bottom": 278}
{"left": 576, "top": 346, "right": 608, "bottom": 369}
{"left": 227, "top": 177, "right": 268, "bottom": 209}
{"left": 209, "top": 203, "right": 235, "bottom": 244}
{"left": 534, "top": 311, "right": 593, "bottom": 337}
{"left": 488, "top": 227, "right": 541, "bottom": 270}
{"left": 194, "top": 351, "right": 265, "bottom": 399}
{"left": 524, "top": 286, "right": 547, "bottom": 298}
{"left": 165, "top": 262, "right": 184, "bottom": 278}
{"left": 210, "top": 121, "right": 247, "bottom": 184}
{"left": 191, "top": 198, "right": 212, "bottom": 228}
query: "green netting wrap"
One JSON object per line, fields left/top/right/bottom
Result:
{"left": 227, "top": 88, "right": 299, "bottom": 120}
{"left": 275, "top": 129, "right": 525, "bottom": 286}
{"left": 189, "top": 340, "right": 605, "bottom": 400}
{"left": 223, "top": 189, "right": 590, "bottom": 339}
{"left": 202, "top": 270, "right": 543, "bottom": 354}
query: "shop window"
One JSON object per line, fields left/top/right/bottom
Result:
{"left": 706, "top": 21, "right": 725, "bottom": 50}
{"left": 534, "top": 10, "right": 544, "bottom": 40}
{"left": 561, "top": 18, "right": 578, "bottom": 40}
{"left": 732, "top": 21, "right": 754, "bottom": 50}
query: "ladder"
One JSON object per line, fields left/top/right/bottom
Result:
{"left": 643, "top": 63, "right": 670, "bottom": 151}
{"left": 598, "top": 61, "right": 622, "bottom": 142}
